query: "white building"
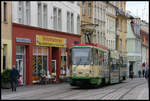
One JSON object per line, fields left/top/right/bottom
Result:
{"left": 12, "top": 1, "right": 80, "bottom": 34}
{"left": 105, "top": 2, "right": 117, "bottom": 50}
{"left": 93, "top": 1, "right": 107, "bottom": 46}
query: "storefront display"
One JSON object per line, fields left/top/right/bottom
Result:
{"left": 32, "top": 47, "right": 48, "bottom": 83}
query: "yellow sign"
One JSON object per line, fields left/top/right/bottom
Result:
{"left": 36, "top": 35, "right": 66, "bottom": 47}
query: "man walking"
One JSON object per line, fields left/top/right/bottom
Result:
{"left": 10, "top": 65, "right": 19, "bottom": 92}
{"left": 138, "top": 70, "right": 141, "bottom": 78}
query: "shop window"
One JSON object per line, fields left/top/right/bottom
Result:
{"left": 32, "top": 47, "right": 48, "bottom": 82}
{"left": 3, "top": 56, "right": 6, "bottom": 70}
{"left": 61, "top": 48, "right": 67, "bottom": 75}
{"left": 3, "top": 45, "right": 7, "bottom": 70}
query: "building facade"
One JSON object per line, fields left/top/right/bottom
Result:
{"left": 12, "top": 1, "right": 80, "bottom": 34}
{"left": 126, "top": 17, "right": 142, "bottom": 77}
{"left": 105, "top": 2, "right": 117, "bottom": 50}
{"left": 140, "top": 20, "right": 149, "bottom": 70}
{"left": 1, "top": 1, "right": 12, "bottom": 72}
{"left": 116, "top": 1, "right": 128, "bottom": 58}
{"left": 11, "top": 1, "right": 81, "bottom": 85}
{"left": 80, "top": 1, "right": 94, "bottom": 44}
{"left": 93, "top": 1, "right": 106, "bottom": 46}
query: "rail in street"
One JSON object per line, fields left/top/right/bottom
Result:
{"left": 1, "top": 78, "right": 149, "bottom": 100}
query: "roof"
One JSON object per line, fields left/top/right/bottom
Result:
{"left": 71, "top": 44, "right": 108, "bottom": 51}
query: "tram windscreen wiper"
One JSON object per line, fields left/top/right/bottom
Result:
{"left": 77, "top": 58, "right": 81, "bottom": 66}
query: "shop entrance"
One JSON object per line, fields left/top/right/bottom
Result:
{"left": 16, "top": 45, "right": 26, "bottom": 85}
{"left": 52, "top": 47, "right": 59, "bottom": 78}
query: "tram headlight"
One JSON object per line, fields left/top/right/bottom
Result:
{"left": 85, "top": 72, "right": 89, "bottom": 76}
{"left": 73, "top": 72, "right": 76, "bottom": 76}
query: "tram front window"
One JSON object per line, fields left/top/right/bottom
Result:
{"left": 72, "top": 48, "right": 91, "bottom": 65}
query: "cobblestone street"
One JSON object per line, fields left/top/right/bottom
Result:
{"left": 1, "top": 78, "right": 149, "bottom": 100}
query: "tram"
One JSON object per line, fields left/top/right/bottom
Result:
{"left": 69, "top": 44, "right": 127, "bottom": 87}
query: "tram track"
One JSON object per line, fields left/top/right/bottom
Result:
{"left": 64, "top": 79, "right": 146, "bottom": 99}
{"left": 99, "top": 80, "right": 146, "bottom": 99}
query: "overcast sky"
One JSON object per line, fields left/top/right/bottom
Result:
{"left": 126, "top": 1, "right": 149, "bottom": 22}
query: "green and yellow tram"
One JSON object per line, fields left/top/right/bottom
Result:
{"left": 69, "top": 44, "right": 127, "bottom": 87}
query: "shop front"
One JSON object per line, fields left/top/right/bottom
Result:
{"left": 12, "top": 23, "right": 81, "bottom": 85}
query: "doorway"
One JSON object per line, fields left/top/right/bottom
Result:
{"left": 52, "top": 47, "right": 59, "bottom": 78}
{"left": 129, "top": 62, "right": 134, "bottom": 72}
{"left": 16, "top": 45, "right": 26, "bottom": 85}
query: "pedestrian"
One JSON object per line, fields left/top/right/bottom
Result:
{"left": 138, "top": 70, "right": 141, "bottom": 78}
{"left": 142, "top": 69, "right": 145, "bottom": 77}
{"left": 145, "top": 68, "right": 149, "bottom": 88}
{"left": 130, "top": 71, "right": 134, "bottom": 79}
{"left": 10, "top": 65, "right": 20, "bottom": 92}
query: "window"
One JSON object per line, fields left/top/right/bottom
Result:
{"left": 72, "top": 48, "right": 91, "bottom": 65}
{"left": 58, "top": 9, "right": 62, "bottom": 31}
{"left": 38, "top": 3, "right": 42, "bottom": 27}
{"left": 120, "top": 39, "right": 122, "bottom": 52}
{"left": 104, "top": 52, "right": 108, "bottom": 66}
{"left": 120, "top": 19, "right": 122, "bottom": 31}
{"left": 32, "top": 47, "right": 48, "bottom": 81}
{"left": 67, "top": 12, "right": 70, "bottom": 32}
{"left": 82, "top": 2, "right": 86, "bottom": 15}
{"left": 18, "top": 1, "right": 24, "bottom": 24}
{"left": 71, "top": 13, "right": 74, "bottom": 33}
{"left": 3, "top": 45, "right": 7, "bottom": 70}
{"left": 94, "top": 5, "right": 96, "bottom": 17}
{"left": 88, "top": 3, "right": 92, "bottom": 17}
{"left": 4, "top": 2, "right": 7, "bottom": 22}
{"left": 43, "top": 4, "right": 47, "bottom": 28}
{"left": 77, "top": 2, "right": 80, "bottom": 6}
{"left": 120, "top": 2, "right": 123, "bottom": 10}
{"left": 93, "top": 49, "right": 98, "bottom": 65}
{"left": 53, "top": 7, "right": 62, "bottom": 31}
{"left": 98, "top": 50, "right": 104, "bottom": 66}
{"left": 77, "top": 15, "right": 80, "bottom": 34}
{"left": 53, "top": 7, "right": 57, "bottom": 30}
{"left": 26, "top": 1, "right": 30, "bottom": 25}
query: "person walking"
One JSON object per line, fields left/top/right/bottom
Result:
{"left": 10, "top": 65, "right": 20, "bottom": 92}
{"left": 145, "top": 68, "right": 149, "bottom": 88}
{"left": 138, "top": 70, "right": 141, "bottom": 78}
{"left": 142, "top": 69, "right": 145, "bottom": 78}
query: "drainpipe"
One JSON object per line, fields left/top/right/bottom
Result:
{"left": 115, "top": 8, "right": 117, "bottom": 50}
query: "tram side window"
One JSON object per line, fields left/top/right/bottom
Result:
{"left": 98, "top": 50, "right": 104, "bottom": 66}
{"left": 93, "top": 48, "right": 98, "bottom": 65}
{"left": 104, "top": 52, "right": 108, "bottom": 66}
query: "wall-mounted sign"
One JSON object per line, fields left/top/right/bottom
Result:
{"left": 16, "top": 38, "right": 31, "bottom": 43}
{"left": 36, "top": 35, "right": 67, "bottom": 47}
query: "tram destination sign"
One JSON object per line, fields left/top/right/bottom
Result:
{"left": 16, "top": 38, "right": 31, "bottom": 43}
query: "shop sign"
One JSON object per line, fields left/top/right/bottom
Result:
{"left": 16, "top": 38, "right": 31, "bottom": 43}
{"left": 36, "top": 35, "right": 66, "bottom": 47}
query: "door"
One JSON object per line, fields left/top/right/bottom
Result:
{"left": 52, "top": 60, "right": 56, "bottom": 77}
{"left": 16, "top": 59, "right": 24, "bottom": 85}
{"left": 16, "top": 45, "right": 26, "bottom": 85}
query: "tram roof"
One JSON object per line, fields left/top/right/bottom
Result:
{"left": 71, "top": 44, "right": 108, "bottom": 51}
